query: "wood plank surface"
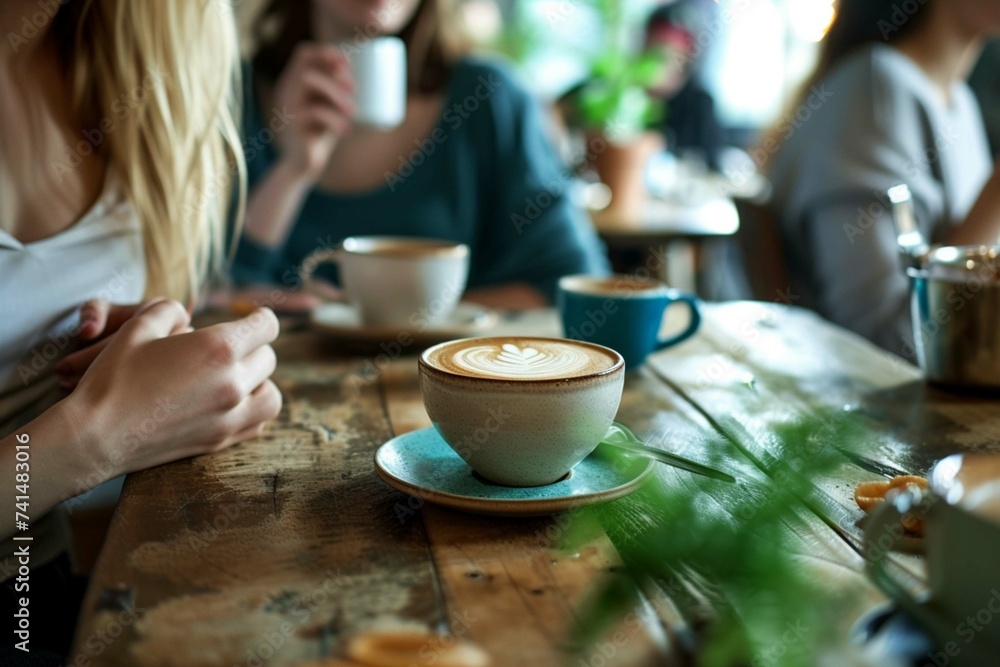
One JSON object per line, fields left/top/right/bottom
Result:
{"left": 71, "top": 333, "right": 447, "bottom": 666}
{"left": 70, "top": 303, "right": 1000, "bottom": 666}
{"left": 645, "top": 302, "right": 1000, "bottom": 589}
{"left": 378, "top": 359, "right": 671, "bottom": 666}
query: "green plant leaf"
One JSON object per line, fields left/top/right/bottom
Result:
{"left": 563, "top": 411, "right": 863, "bottom": 666}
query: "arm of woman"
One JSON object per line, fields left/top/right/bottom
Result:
{"left": 0, "top": 402, "right": 96, "bottom": 534}
{"left": 785, "top": 54, "right": 994, "bottom": 359}
{"left": 236, "top": 46, "right": 356, "bottom": 282}
{"left": 947, "top": 161, "right": 1000, "bottom": 246}
{"left": 1, "top": 301, "right": 281, "bottom": 540}
{"left": 472, "top": 66, "right": 610, "bottom": 305}
{"left": 803, "top": 197, "right": 916, "bottom": 358}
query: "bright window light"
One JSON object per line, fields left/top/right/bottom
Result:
{"left": 788, "top": 0, "right": 835, "bottom": 42}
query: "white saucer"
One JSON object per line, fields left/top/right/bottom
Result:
{"left": 311, "top": 302, "right": 499, "bottom": 346}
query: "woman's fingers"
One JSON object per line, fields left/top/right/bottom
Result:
{"left": 56, "top": 338, "right": 112, "bottom": 387}
{"left": 290, "top": 43, "right": 352, "bottom": 80}
{"left": 78, "top": 299, "right": 167, "bottom": 341}
{"left": 204, "top": 307, "right": 280, "bottom": 362}
{"left": 237, "top": 344, "right": 278, "bottom": 395}
{"left": 120, "top": 299, "right": 192, "bottom": 344}
{"left": 78, "top": 298, "right": 189, "bottom": 345}
{"left": 300, "top": 70, "right": 356, "bottom": 117}
{"left": 228, "top": 380, "right": 283, "bottom": 444}
{"left": 302, "top": 107, "right": 352, "bottom": 138}
{"left": 78, "top": 299, "right": 111, "bottom": 340}
{"left": 226, "top": 422, "right": 267, "bottom": 447}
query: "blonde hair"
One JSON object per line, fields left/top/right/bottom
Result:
{"left": 58, "top": 0, "right": 246, "bottom": 302}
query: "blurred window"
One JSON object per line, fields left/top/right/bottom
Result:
{"left": 702, "top": 0, "right": 832, "bottom": 130}
{"left": 504, "top": 0, "right": 834, "bottom": 134}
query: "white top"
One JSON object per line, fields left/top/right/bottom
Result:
{"left": 0, "top": 173, "right": 144, "bottom": 571}
{"left": 768, "top": 44, "right": 993, "bottom": 357}
{"left": 0, "top": 173, "right": 146, "bottom": 436}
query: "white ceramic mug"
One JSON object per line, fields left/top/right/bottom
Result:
{"left": 348, "top": 36, "right": 406, "bottom": 130}
{"left": 864, "top": 454, "right": 1000, "bottom": 665}
{"left": 300, "top": 236, "right": 469, "bottom": 328}
{"left": 418, "top": 337, "right": 626, "bottom": 487}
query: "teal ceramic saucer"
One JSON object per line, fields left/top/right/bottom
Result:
{"left": 374, "top": 428, "right": 654, "bottom": 517}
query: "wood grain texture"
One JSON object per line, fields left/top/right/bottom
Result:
{"left": 644, "top": 302, "right": 1000, "bottom": 588}
{"left": 71, "top": 333, "right": 446, "bottom": 667}
{"left": 379, "top": 358, "right": 671, "bottom": 666}
{"left": 71, "top": 303, "right": 999, "bottom": 666}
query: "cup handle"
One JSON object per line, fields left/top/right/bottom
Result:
{"left": 863, "top": 488, "right": 947, "bottom": 636}
{"left": 655, "top": 292, "right": 702, "bottom": 350}
{"left": 299, "top": 247, "right": 344, "bottom": 300}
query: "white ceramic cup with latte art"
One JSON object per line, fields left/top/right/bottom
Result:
{"left": 419, "top": 336, "right": 625, "bottom": 487}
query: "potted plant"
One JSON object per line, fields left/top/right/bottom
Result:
{"left": 568, "top": 0, "right": 669, "bottom": 218}
{"left": 492, "top": 0, "right": 670, "bottom": 218}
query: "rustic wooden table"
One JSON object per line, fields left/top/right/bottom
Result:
{"left": 70, "top": 303, "right": 1000, "bottom": 666}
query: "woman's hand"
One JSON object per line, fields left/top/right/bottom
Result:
{"left": 55, "top": 298, "right": 187, "bottom": 389}
{"left": 274, "top": 43, "right": 356, "bottom": 181}
{"left": 62, "top": 299, "right": 282, "bottom": 481}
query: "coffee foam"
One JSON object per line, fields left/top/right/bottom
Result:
{"left": 561, "top": 275, "right": 668, "bottom": 297}
{"left": 342, "top": 237, "right": 467, "bottom": 259}
{"left": 424, "top": 338, "right": 620, "bottom": 380}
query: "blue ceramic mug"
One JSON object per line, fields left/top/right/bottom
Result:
{"left": 558, "top": 275, "right": 702, "bottom": 367}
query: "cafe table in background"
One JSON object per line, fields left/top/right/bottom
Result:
{"left": 587, "top": 160, "right": 747, "bottom": 294}
{"left": 71, "top": 303, "right": 1000, "bottom": 666}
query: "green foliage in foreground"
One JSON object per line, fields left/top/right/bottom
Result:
{"left": 564, "top": 411, "right": 868, "bottom": 666}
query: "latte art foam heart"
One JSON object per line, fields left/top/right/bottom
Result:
{"left": 425, "top": 338, "right": 620, "bottom": 380}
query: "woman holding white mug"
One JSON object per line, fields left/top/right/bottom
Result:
{"left": 235, "top": 0, "right": 610, "bottom": 309}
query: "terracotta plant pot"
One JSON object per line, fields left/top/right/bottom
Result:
{"left": 586, "top": 131, "right": 664, "bottom": 220}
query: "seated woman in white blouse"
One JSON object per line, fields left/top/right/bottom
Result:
{"left": 0, "top": 1, "right": 279, "bottom": 659}
{"left": 765, "top": 0, "right": 1000, "bottom": 358}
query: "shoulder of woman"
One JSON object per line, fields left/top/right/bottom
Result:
{"left": 448, "top": 57, "right": 536, "bottom": 116}
{"left": 860, "top": 45, "right": 935, "bottom": 130}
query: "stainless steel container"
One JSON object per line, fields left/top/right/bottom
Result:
{"left": 909, "top": 246, "right": 1000, "bottom": 389}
